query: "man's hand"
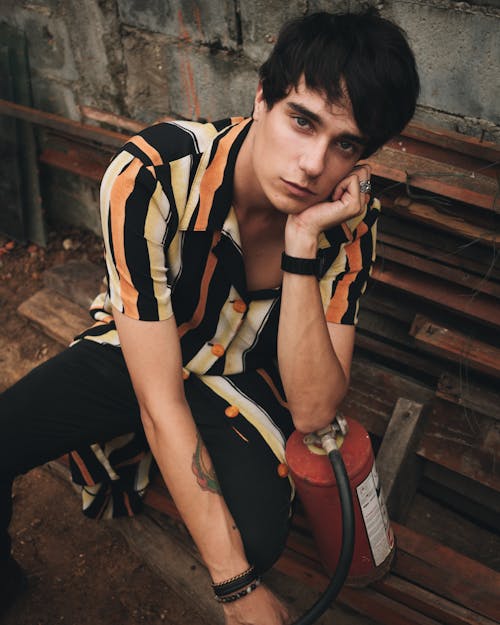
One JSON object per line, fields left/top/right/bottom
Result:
{"left": 285, "top": 164, "right": 371, "bottom": 253}
{"left": 223, "top": 585, "right": 293, "bottom": 624}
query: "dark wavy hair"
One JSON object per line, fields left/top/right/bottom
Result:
{"left": 258, "top": 10, "right": 420, "bottom": 157}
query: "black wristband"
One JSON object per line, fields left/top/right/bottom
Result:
{"left": 281, "top": 252, "right": 319, "bottom": 276}
{"left": 212, "top": 566, "right": 259, "bottom": 598}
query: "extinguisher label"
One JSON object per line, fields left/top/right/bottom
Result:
{"left": 356, "top": 463, "right": 394, "bottom": 566}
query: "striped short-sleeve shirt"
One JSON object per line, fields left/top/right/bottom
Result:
{"left": 72, "top": 117, "right": 380, "bottom": 517}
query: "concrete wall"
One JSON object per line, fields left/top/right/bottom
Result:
{"left": 1, "top": 0, "right": 498, "bottom": 232}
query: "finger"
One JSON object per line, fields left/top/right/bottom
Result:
{"left": 352, "top": 164, "right": 372, "bottom": 203}
{"left": 332, "top": 172, "right": 361, "bottom": 205}
{"left": 352, "top": 162, "right": 371, "bottom": 179}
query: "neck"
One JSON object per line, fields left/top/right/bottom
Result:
{"left": 233, "top": 121, "right": 276, "bottom": 220}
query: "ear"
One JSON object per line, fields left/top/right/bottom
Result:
{"left": 253, "top": 82, "right": 266, "bottom": 121}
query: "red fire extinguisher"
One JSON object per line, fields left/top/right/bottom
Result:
{"left": 285, "top": 414, "right": 395, "bottom": 589}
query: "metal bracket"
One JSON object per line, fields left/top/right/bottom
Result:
{"left": 303, "top": 413, "right": 349, "bottom": 453}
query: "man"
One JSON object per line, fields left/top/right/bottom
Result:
{"left": 0, "top": 9, "right": 419, "bottom": 624}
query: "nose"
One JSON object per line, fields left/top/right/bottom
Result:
{"left": 299, "top": 141, "right": 327, "bottom": 179}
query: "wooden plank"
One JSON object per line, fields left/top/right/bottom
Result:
{"left": 368, "top": 150, "right": 497, "bottom": 211}
{"left": 17, "top": 287, "right": 90, "bottom": 346}
{"left": 43, "top": 260, "right": 103, "bottom": 309}
{"left": 402, "top": 121, "right": 500, "bottom": 164}
{"left": 354, "top": 333, "right": 442, "bottom": 381}
{"left": 391, "top": 550, "right": 500, "bottom": 623}
{"left": 420, "top": 469, "right": 500, "bottom": 532}
{"left": 410, "top": 315, "right": 500, "bottom": 380}
{"left": 377, "top": 243, "right": 500, "bottom": 299}
{"left": 384, "top": 135, "right": 496, "bottom": 182}
{"left": 371, "top": 260, "right": 499, "bottom": 328}
{"left": 111, "top": 514, "right": 222, "bottom": 625}
{"left": 377, "top": 213, "right": 500, "bottom": 282}
{"left": 340, "top": 357, "right": 433, "bottom": 437}
{"left": 339, "top": 586, "right": 443, "bottom": 625}
{"left": 376, "top": 398, "right": 425, "bottom": 522}
{"left": 39, "top": 146, "right": 107, "bottom": 182}
{"left": 0, "top": 25, "right": 45, "bottom": 245}
{"left": 373, "top": 575, "right": 499, "bottom": 625}
{"left": 393, "top": 523, "right": 500, "bottom": 622}
{"left": 377, "top": 231, "right": 500, "bottom": 285}
{"left": 80, "top": 105, "right": 147, "bottom": 134}
{"left": 418, "top": 397, "right": 500, "bottom": 492}
{"left": 0, "top": 98, "right": 129, "bottom": 148}
{"left": 390, "top": 196, "right": 499, "bottom": 243}
{"left": 437, "top": 372, "right": 500, "bottom": 421}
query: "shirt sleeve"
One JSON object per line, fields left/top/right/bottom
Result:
{"left": 323, "top": 198, "right": 381, "bottom": 325}
{"left": 100, "top": 150, "right": 176, "bottom": 322}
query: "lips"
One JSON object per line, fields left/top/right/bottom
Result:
{"left": 282, "top": 179, "right": 315, "bottom": 198}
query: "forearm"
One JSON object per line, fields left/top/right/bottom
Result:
{"left": 278, "top": 273, "right": 348, "bottom": 432}
{"left": 112, "top": 309, "right": 249, "bottom": 583}
{"left": 140, "top": 399, "right": 249, "bottom": 583}
{"left": 278, "top": 224, "right": 349, "bottom": 432}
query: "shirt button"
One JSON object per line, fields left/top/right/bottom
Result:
{"left": 211, "top": 343, "right": 225, "bottom": 357}
{"left": 232, "top": 299, "right": 247, "bottom": 314}
{"left": 225, "top": 405, "right": 240, "bottom": 418}
{"left": 277, "top": 463, "right": 289, "bottom": 478}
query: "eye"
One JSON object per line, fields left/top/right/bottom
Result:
{"left": 293, "top": 116, "right": 312, "bottom": 130}
{"left": 338, "top": 140, "right": 355, "bottom": 152}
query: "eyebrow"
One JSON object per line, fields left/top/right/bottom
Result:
{"left": 286, "top": 102, "right": 368, "bottom": 147}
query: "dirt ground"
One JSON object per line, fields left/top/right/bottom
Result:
{"left": 0, "top": 228, "right": 197, "bottom": 625}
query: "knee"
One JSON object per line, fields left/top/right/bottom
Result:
{"left": 239, "top": 503, "right": 291, "bottom": 574}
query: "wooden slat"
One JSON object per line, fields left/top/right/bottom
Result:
{"left": 376, "top": 398, "right": 425, "bottom": 522}
{"left": 40, "top": 146, "right": 107, "bottom": 182}
{"left": 392, "top": 551, "right": 500, "bottom": 623}
{"left": 377, "top": 213, "right": 500, "bottom": 282}
{"left": 437, "top": 372, "right": 500, "bottom": 421}
{"left": 17, "top": 287, "right": 90, "bottom": 346}
{"left": 372, "top": 260, "right": 499, "bottom": 328}
{"left": 402, "top": 121, "right": 500, "bottom": 164}
{"left": 377, "top": 231, "right": 500, "bottom": 285}
{"left": 339, "top": 586, "right": 443, "bottom": 625}
{"left": 377, "top": 242, "right": 500, "bottom": 299}
{"left": 368, "top": 150, "right": 497, "bottom": 211}
{"left": 355, "top": 332, "right": 442, "bottom": 381}
{"left": 340, "top": 357, "right": 433, "bottom": 437}
{"left": 392, "top": 523, "right": 500, "bottom": 622}
{"left": 373, "top": 575, "right": 498, "bottom": 625}
{"left": 43, "top": 260, "right": 104, "bottom": 309}
{"left": 390, "top": 196, "right": 499, "bottom": 242}
{"left": 384, "top": 135, "right": 496, "bottom": 181}
{"left": 410, "top": 315, "right": 500, "bottom": 380}
{"left": 417, "top": 398, "right": 500, "bottom": 493}
{"left": 0, "top": 97, "right": 128, "bottom": 148}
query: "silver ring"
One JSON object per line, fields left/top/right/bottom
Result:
{"left": 359, "top": 179, "right": 371, "bottom": 194}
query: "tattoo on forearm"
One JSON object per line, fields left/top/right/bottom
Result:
{"left": 192, "top": 432, "right": 222, "bottom": 494}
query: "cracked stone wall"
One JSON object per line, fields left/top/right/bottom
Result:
{"left": 1, "top": 0, "right": 498, "bottom": 232}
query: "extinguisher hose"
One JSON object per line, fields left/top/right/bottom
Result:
{"left": 291, "top": 448, "right": 355, "bottom": 625}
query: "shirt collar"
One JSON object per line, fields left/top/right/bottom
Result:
{"left": 179, "top": 117, "right": 252, "bottom": 232}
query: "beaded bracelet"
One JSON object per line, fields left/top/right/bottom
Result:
{"left": 211, "top": 565, "right": 257, "bottom": 598}
{"left": 214, "top": 579, "right": 261, "bottom": 604}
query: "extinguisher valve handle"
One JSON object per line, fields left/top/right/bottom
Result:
{"left": 320, "top": 431, "right": 339, "bottom": 454}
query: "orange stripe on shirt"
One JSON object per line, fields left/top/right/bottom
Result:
{"left": 256, "top": 368, "right": 289, "bottom": 409}
{"left": 110, "top": 159, "right": 143, "bottom": 319}
{"left": 194, "top": 121, "right": 250, "bottom": 230}
{"left": 69, "top": 451, "right": 96, "bottom": 486}
{"left": 326, "top": 222, "right": 367, "bottom": 323}
{"left": 128, "top": 135, "right": 164, "bottom": 167}
{"left": 178, "top": 231, "right": 221, "bottom": 338}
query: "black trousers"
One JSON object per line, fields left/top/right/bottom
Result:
{"left": 0, "top": 340, "right": 292, "bottom": 572}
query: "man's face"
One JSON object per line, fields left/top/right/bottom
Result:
{"left": 249, "top": 77, "right": 367, "bottom": 215}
